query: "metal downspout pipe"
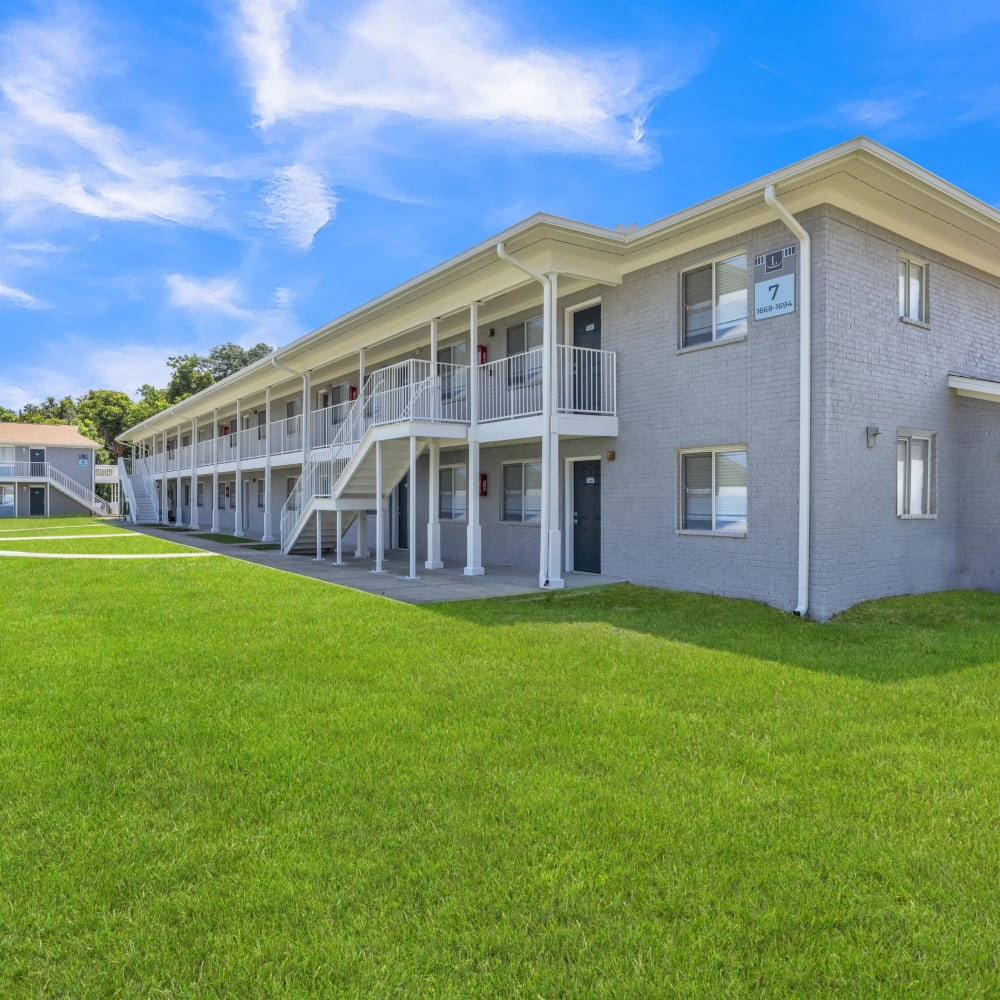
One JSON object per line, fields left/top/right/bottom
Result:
{"left": 763, "top": 184, "right": 811, "bottom": 617}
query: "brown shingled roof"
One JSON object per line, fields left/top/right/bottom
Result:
{"left": 0, "top": 422, "right": 99, "bottom": 447}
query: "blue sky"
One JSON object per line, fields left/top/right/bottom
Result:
{"left": 2, "top": 0, "right": 999, "bottom": 409}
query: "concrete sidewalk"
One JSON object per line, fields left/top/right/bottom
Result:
{"left": 124, "top": 523, "right": 618, "bottom": 604}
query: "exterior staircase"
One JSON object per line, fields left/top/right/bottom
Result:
{"left": 119, "top": 457, "right": 160, "bottom": 523}
{"left": 281, "top": 359, "right": 461, "bottom": 554}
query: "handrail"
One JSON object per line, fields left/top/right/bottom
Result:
{"left": 118, "top": 457, "right": 138, "bottom": 522}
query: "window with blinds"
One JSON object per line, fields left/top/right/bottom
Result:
{"left": 439, "top": 465, "right": 467, "bottom": 521}
{"left": 683, "top": 253, "right": 748, "bottom": 347}
{"left": 681, "top": 447, "right": 748, "bottom": 533}
{"left": 896, "top": 432, "right": 935, "bottom": 517}
{"left": 898, "top": 258, "right": 926, "bottom": 323}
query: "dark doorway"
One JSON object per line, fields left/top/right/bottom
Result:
{"left": 572, "top": 305, "right": 602, "bottom": 411}
{"left": 29, "top": 486, "right": 45, "bottom": 516}
{"left": 397, "top": 474, "right": 408, "bottom": 549}
{"left": 573, "top": 460, "right": 601, "bottom": 574}
{"left": 29, "top": 448, "right": 45, "bottom": 477}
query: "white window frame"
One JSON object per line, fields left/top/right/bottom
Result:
{"left": 896, "top": 431, "right": 936, "bottom": 518}
{"left": 257, "top": 481, "right": 266, "bottom": 510}
{"left": 501, "top": 460, "right": 542, "bottom": 524}
{"left": 438, "top": 464, "right": 468, "bottom": 522}
{"left": 681, "top": 251, "right": 749, "bottom": 348}
{"left": 678, "top": 445, "right": 748, "bottom": 535}
{"left": 898, "top": 256, "right": 927, "bottom": 324}
{"left": 197, "top": 482, "right": 204, "bottom": 508}
{"left": 506, "top": 316, "right": 544, "bottom": 386}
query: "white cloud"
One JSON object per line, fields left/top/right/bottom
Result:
{"left": 166, "top": 274, "right": 253, "bottom": 319}
{"left": 263, "top": 163, "right": 336, "bottom": 249}
{"left": 237, "top": 0, "right": 664, "bottom": 156}
{"left": 0, "top": 9, "right": 215, "bottom": 229}
{"left": 0, "top": 281, "right": 48, "bottom": 309}
{"left": 840, "top": 98, "right": 909, "bottom": 129}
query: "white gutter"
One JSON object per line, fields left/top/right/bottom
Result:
{"left": 496, "top": 242, "right": 556, "bottom": 588}
{"left": 763, "top": 184, "right": 811, "bottom": 616}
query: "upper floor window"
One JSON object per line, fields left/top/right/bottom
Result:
{"left": 896, "top": 432, "right": 936, "bottom": 517}
{"left": 683, "top": 253, "right": 748, "bottom": 347}
{"left": 898, "top": 257, "right": 926, "bottom": 323}
{"left": 507, "top": 317, "right": 543, "bottom": 386}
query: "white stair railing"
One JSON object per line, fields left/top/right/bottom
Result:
{"left": 118, "top": 457, "right": 138, "bottom": 522}
{"left": 280, "top": 359, "right": 454, "bottom": 551}
{"left": 135, "top": 458, "right": 160, "bottom": 522}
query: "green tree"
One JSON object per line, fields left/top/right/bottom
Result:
{"left": 205, "top": 342, "right": 273, "bottom": 380}
{"left": 19, "top": 395, "right": 77, "bottom": 423}
{"left": 0, "top": 405, "right": 17, "bottom": 422}
{"left": 76, "top": 389, "right": 136, "bottom": 462}
{"left": 165, "top": 355, "right": 214, "bottom": 404}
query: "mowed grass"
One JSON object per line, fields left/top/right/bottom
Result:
{"left": 1, "top": 520, "right": 1000, "bottom": 997}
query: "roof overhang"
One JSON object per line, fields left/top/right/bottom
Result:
{"left": 948, "top": 373, "right": 1000, "bottom": 403}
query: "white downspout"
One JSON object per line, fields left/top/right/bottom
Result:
{"left": 763, "top": 184, "right": 811, "bottom": 617}
{"left": 497, "top": 242, "right": 562, "bottom": 588}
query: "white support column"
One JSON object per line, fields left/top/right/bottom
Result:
{"left": 335, "top": 510, "right": 343, "bottom": 565}
{"left": 301, "top": 373, "right": 311, "bottom": 470}
{"left": 315, "top": 509, "right": 323, "bottom": 561}
{"left": 190, "top": 417, "right": 200, "bottom": 529}
{"left": 359, "top": 348, "right": 366, "bottom": 393}
{"left": 175, "top": 422, "right": 183, "bottom": 528}
{"left": 406, "top": 435, "right": 419, "bottom": 580}
{"left": 211, "top": 408, "right": 220, "bottom": 533}
{"left": 465, "top": 301, "right": 484, "bottom": 576}
{"left": 355, "top": 511, "right": 368, "bottom": 559}
{"left": 262, "top": 386, "right": 273, "bottom": 542}
{"left": 425, "top": 439, "right": 442, "bottom": 569}
{"left": 160, "top": 430, "right": 169, "bottom": 525}
{"left": 234, "top": 398, "right": 243, "bottom": 537}
{"left": 429, "top": 317, "right": 439, "bottom": 420}
{"left": 373, "top": 441, "right": 385, "bottom": 574}
{"left": 544, "top": 273, "right": 564, "bottom": 589}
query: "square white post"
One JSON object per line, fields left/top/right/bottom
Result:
{"left": 373, "top": 441, "right": 385, "bottom": 574}
{"left": 190, "top": 417, "right": 200, "bottom": 529}
{"left": 406, "top": 435, "right": 419, "bottom": 580}
{"left": 211, "top": 408, "right": 220, "bottom": 533}
{"left": 464, "top": 302, "right": 484, "bottom": 576}
{"left": 262, "top": 386, "right": 273, "bottom": 541}
{"left": 160, "top": 430, "right": 169, "bottom": 525}
{"left": 544, "top": 274, "right": 564, "bottom": 588}
{"left": 425, "top": 439, "right": 442, "bottom": 569}
{"left": 335, "top": 510, "right": 343, "bottom": 565}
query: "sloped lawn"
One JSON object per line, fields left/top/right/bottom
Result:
{"left": 1, "top": 523, "right": 999, "bottom": 997}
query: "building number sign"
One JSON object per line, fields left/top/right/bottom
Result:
{"left": 753, "top": 245, "right": 796, "bottom": 321}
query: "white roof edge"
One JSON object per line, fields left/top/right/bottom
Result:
{"left": 948, "top": 373, "right": 1000, "bottom": 402}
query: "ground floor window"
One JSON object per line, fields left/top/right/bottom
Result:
{"left": 197, "top": 482, "right": 204, "bottom": 507}
{"left": 0, "top": 484, "right": 13, "bottom": 516}
{"left": 218, "top": 482, "right": 227, "bottom": 509}
{"left": 897, "top": 431, "right": 936, "bottom": 517}
{"left": 257, "top": 482, "right": 266, "bottom": 509}
{"left": 680, "top": 447, "right": 747, "bottom": 533}
{"left": 229, "top": 483, "right": 237, "bottom": 510}
{"left": 184, "top": 484, "right": 191, "bottom": 506}
{"left": 502, "top": 461, "right": 542, "bottom": 523}
{"left": 439, "top": 465, "right": 467, "bottom": 521}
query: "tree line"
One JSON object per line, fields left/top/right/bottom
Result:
{"left": 2, "top": 342, "right": 273, "bottom": 463}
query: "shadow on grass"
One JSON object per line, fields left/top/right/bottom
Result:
{"left": 426, "top": 583, "right": 1000, "bottom": 684}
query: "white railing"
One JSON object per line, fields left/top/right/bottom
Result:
{"left": 556, "top": 345, "right": 616, "bottom": 415}
{"left": 216, "top": 431, "right": 239, "bottom": 462}
{"left": 280, "top": 358, "right": 449, "bottom": 550}
{"left": 479, "top": 349, "right": 543, "bottom": 422}
{"left": 271, "top": 414, "right": 303, "bottom": 456}
{"left": 179, "top": 444, "right": 192, "bottom": 470}
{"left": 0, "top": 460, "right": 113, "bottom": 515}
{"left": 118, "top": 457, "right": 138, "bottom": 520}
{"left": 310, "top": 401, "right": 353, "bottom": 449}
{"left": 95, "top": 464, "right": 119, "bottom": 482}
{"left": 197, "top": 438, "right": 215, "bottom": 467}
{"left": 239, "top": 425, "right": 268, "bottom": 461}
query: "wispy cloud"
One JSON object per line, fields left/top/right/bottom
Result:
{"left": 0, "top": 7, "right": 215, "bottom": 229}
{"left": 166, "top": 274, "right": 253, "bottom": 319}
{"left": 263, "top": 163, "right": 336, "bottom": 249}
{"left": 0, "top": 281, "right": 49, "bottom": 309}
{"left": 839, "top": 97, "right": 910, "bottom": 129}
{"left": 237, "top": 0, "right": 667, "bottom": 156}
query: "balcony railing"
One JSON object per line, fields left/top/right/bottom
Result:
{"left": 310, "top": 401, "right": 353, "bottom": 449}
{"left": 271, "top": 414, "right": 303, "bottom": 456}
{"left": 239, "top": 425, "right": 268, "bottom": 461}
{"left": 556, "top": 344, "right": 616, "bottom": 415}
{"left": 197, "top": 438, "right": 215, "bottom": 466}
{"left": 479, "top": 349, "right": 543, "bottom": 422}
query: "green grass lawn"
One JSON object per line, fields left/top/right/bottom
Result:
{"left": 1, "top": 518, "right": 999, "bottom": 997}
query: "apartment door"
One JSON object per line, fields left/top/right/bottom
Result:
{"left": 572, "top": 305, "right": 602, "bottom": 411}
{"left": 572, "top": 460, "right": 601, "bottom": 574}
{"left": 29, "top": 448, "right": 45, "bottom": 476}
{"left": 396, "top": 474, "right": 408, "bottom": 549}
{"left": 29, "top": 486, "right": 45, "bottom": 516}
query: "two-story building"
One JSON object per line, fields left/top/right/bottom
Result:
{"left": 0, "top": 423, "right": 115, "bottom": 518}
{"left": 118, "top": 137, "right": 1000, "bottom": 619}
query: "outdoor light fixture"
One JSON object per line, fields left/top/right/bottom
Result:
{"left": 866, "top": 425, "right": 881, "bottom": 448}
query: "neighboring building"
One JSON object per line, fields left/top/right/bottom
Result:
{"left": 0, "top": 423, "right": 115, "bottom": 518}
{"left": 118, "top": 138, "right": 1000, "bottom": 619}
